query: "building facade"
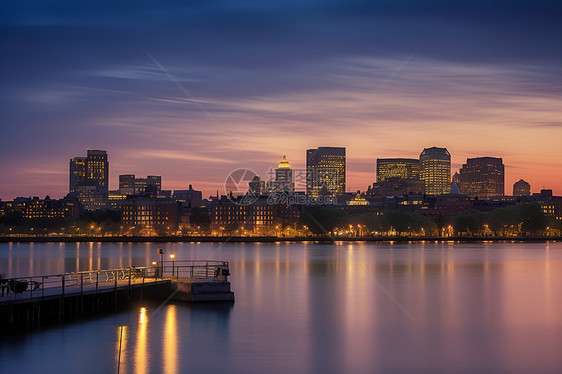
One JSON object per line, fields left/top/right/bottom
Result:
{"left": 456, "top": 157, "right": 504, "bottom": 199}
{"left": 420, "top": 147, "right": 451, "bottom": 195}
{"left": 119, "top": 174, "right": 162, "bottom": 196}
{"left": 69, "top": 149, "right": 109, "bottom": 210}
{"left": 84, "top": 150, "right": 109, "bottom": 191}
{"left": 69, "top": 157, "right": 87, "bottom": 193}
{"left": 0, "top": 197, "right": 80, "bottom": 220}
{"left": 211, "top": 200, "right": 300, "bottom": 232}
{"left": 513, "top": 179, "right": 531, "bottom": 196}
{"left": 376, "top": 158, "right": 420, "bottom": 182}
{"left": 267, "top": 155, "right": 294, "bottom": 193}
{"left": 306, "top": 147, "right": 346, "bottom": 196}
{"left": 120, "top": 197, "right": 179, "bottom": 231}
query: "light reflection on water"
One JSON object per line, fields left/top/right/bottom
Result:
{"left": 0, "top": 241, "right": 562, "bottom": 374}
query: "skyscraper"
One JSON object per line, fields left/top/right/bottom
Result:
{"left": 69, "top": 150, "right": 109, "bottom": 193}
{"left": 69, "top": 157, "right": 86, "bottom": 193}
{"left": 85, "top": 150, "right": 109, "bottom": 191}
{"left": 376, "top": 158, "right": 420, "bottom": 182}
{"left": 372, "top": 158, "right": 424, "bottom": 195}
{"left": 513, "top": 179, "right": 531, "bottom": 196}
{"left": 456, "top": 157, "right": 504, "bottom": 199}
{"left": 69, "top": 149, "right": 109, "bottom": 211}
{"left": 420, "top": 147, "right": 451, "bottom": 195}
{"left": 306, "top": 147, "right": 346, "bottom": 196}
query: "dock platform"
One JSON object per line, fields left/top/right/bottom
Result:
{"left": 0, "top": 260, "right": 234, "bottom": 332}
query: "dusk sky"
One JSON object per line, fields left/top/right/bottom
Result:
{"left": 1, "top": 0, "right": 561, "bottom": 200}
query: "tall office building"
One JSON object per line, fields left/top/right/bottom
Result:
{"left": 306, "top": 147, "right": 346, "bottom": 196}
{"left": 376, "top": 158, "right": 420, "bottom": 182}
{"left": 69, "top": 149, "right": 109, "bottom": 210}
{"left": 69, "top": 157, "right": 87, "bottom": 193}
{"left": 84, "top": 150, "right": 109, "bottom": 191}
{"left": 69, "top": 150, "right": 109, "bottom": 192}
{"left": 371, "top": 158, "right": 424, "bottom": 195}
{"left": 456, "top": 157, "right": 504, "bottom": 199}
{"left": 513, "top": 179, "right": 531, "bottom": 196}
{"left": 420, "top": 147, "right": 451, "bottom": 195}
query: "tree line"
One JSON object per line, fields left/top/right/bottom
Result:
{"left": 301, "top": 203, "right": 560, "bottom": 237}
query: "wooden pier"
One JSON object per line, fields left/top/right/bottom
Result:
{"left": 0, "top": 260, "right": 234, "bottom": 333}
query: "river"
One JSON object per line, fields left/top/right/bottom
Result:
{"left": 1, "top": 241, "right": 561, "bottom": 374}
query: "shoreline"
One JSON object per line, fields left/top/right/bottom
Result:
{"left": 0, "top": 236, "right": 560, "bottom": 244}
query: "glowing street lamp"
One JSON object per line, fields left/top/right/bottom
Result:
{"left": 170, "top": 254, "right": 176, "bottom": 277}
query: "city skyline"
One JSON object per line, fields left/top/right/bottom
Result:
{"left": 0, "top": 144, "right": 558, "bottom": 200}
{"left": 1, "top": 1, "right": 561, "bottom": 199}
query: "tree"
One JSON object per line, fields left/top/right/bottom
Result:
{"left": 520, "top": 203, "right": 547, "bottom": 235}
{"left": 453, "top": 214, "right": 479, "bottom": 235}
{"left": 486, "top": 206, "right": 520, "bottom": 235}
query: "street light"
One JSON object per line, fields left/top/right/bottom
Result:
{"left": 170, "top": 254, "right": 175, "bottom": 277}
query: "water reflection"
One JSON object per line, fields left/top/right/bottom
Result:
{"left": 163, "top": 305, "right": 178, "bottom": 374}
{"left": 135, "top": 307, "right": 148, "bottom": 374}
{"left": 1, "top": 242, "right": 562, "bottom": 374}
{"left": 115, "top": 325, "right": 129, "bottom": 374}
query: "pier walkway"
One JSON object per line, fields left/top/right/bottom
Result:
{"left": 0, "top": 260, "right": 234, "bottom": 332}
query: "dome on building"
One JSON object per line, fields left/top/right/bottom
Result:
{"left": 277, "top": 155, "right": 291, "bottom": 169}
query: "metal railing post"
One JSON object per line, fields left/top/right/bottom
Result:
{"left": 62, "top": 275, "right": 65, "bottom": 296}
{"left": 96, "top": 271, "right": 99, "bottom": 291}
{"left": 80, "top": 273, "right": 84, "bottom": 295}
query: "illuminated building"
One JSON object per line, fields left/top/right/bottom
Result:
{"left": 69, "top": 150, "right": 109, "bottom": 210}
{"left": 249, "top": 176, "right": 266, "bottom": 196}
{"left": 0, "top": 197, "right": 80, "bottom": 220}
{"left": 108, "top": 190, "right": 128, "bottom": 210}
{"left": 69, "top": 157, "right": 87, "bottom": 193}
{"left": 267, "top": 155, "right": 294, "bottom": 193}
{"left": 135, "top": 176, "right": 161, "bottom": 196}
{"left": 347, "top": 193, "right": 369, "bottom": 206}
{"left": 419, "top": 147, "right": 451, "bottom": 195}
{"left": 376, "top": 158, "right": 419, "bottom": 182}
{"left": 371, "top": 158, "right": 424, "bottom": 195}
{"left": 119, "top": 174, "right": 161, "bottom": 196}
{"left": 211, "top": 199, "right": 300, "bottom": 231}
{"left": 456, "top": 157, "right": 504, "bottom": 199}
{"left": 72, "top": 186, "right": 108, "bottom": 211}
{"left": 118, "top": 174, "right": 136, "bottom": 194}
{"left": 306, "top": 147, "right": 346, "bottom": 196}
{"left": 85, "top": 150, "right": 109, "bottom": 190}
{"left": 120, "top": 197, "right": 179, "bottom": 231}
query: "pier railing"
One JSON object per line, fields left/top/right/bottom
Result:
{"left": 0, "top": 260, "right": 229, "bottom": 301}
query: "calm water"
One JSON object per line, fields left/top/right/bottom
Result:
{"left": 1, "top": 241, "right": 562, "bottom": 374}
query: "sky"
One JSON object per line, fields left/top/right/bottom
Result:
{"left": 1, "top": 0, "right": 561, "bottom": 200}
